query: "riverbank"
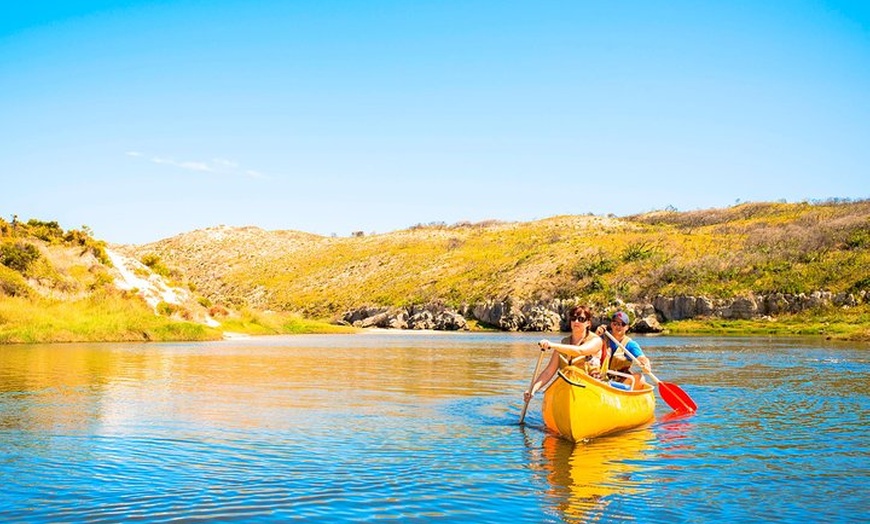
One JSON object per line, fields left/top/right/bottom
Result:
{"left": 1, "top": 298, "right": 866, "bottom": 344}
{"left": 663, "top": 308, "right": 870, "bottom": 341}
{"left": 4, "top": 203, "right": 868, "bottom": 344}
{"left": 0, "top": 295, "right": 354, "bottom": 344}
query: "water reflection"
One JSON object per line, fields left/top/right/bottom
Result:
{"left": 1, "top": 334, "right": 867, "bottom": 523}
{"left": 0, "top": 340, "right": 519, "bottom": 434}
{"left": 0, "top": 345, "right": 118, "bottom": 432}
{"left": 539, "top": 429, "right": 654, "bottom": 523}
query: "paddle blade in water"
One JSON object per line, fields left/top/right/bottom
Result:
{"left": 659, "top": 382, "right": 697, "bottom": 413}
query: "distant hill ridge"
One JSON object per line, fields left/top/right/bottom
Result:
{"left": 118, "top": 200, "right": 870, "bottom": 319}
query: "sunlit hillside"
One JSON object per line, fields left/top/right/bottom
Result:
{"left": 123, "top": 200, "right": 870, "bottom": 319}
{"left": 0, "top": 219, "right": 346, "bottom": 343}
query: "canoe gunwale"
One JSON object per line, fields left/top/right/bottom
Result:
{"left": 553, "top": 366, "right": 655, "bottom": 396}
{"left": 555, "top": 369, "right": 587, "bottom": 388}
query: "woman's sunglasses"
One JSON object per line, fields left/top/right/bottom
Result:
{"left": 570, "top": 315, "right": 588, "bottom": 322}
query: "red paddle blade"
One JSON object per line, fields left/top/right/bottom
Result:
{"left": 658, "top": 382, "right": 697, "bottom": 413}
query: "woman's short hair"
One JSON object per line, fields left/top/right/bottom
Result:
{"left": 568, "top": 305, "right": 593, "bottom": 321}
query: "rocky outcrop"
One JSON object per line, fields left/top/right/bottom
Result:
{"left": 652, "top": 296, "right": 715, "bottom": 321}
{"left": 631, "top": 315, "right": 664, "bottom": 334}
{"left": 341, "top": 303, "right": 468, "bottom": 331}
{"left": 342, "top": 290, "right": 867, "bottom": 333}
{"left": 467, "top": 298, "right": 579, "bottom": 331}
{"left": 521, "top": 303, "right": 563, "bottom": 332}
{"left": 653, "top": 291, "right": 867, "bottom": 321}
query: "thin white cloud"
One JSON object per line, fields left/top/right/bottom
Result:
{"left": 212, "top": 158, "right": 239, "bottom": 170}
{"left": 126, "top": 152, "right": 266, "bottom": 179}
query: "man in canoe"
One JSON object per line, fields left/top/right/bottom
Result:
{"left": 596, "top": 311, "right": 652, "bottom": 390}
{"left": 523, "top": 305, "right": 605, "bottom": 404}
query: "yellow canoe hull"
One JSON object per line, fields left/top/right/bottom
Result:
{"left": 542, "top": 366, "right": 656, "bottom": 442}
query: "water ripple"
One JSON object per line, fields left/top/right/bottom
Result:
{"left": 2, "top": 335, "right": 869, "bottom": 522}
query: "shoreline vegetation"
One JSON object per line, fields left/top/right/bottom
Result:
{"left": 0, "top": 298, "right": 867, "bottom": 343}
{"left": 664, "top": 308, "right": 869, "bottom": 340}
{"left": 2, "top": 200, "right": 869, "bottom": 344}
{"left": 0, "top": 294, "right": 356, "bottom": 344}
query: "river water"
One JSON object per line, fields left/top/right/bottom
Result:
{"left": 1, "top": 332, "right": 867, "bottom": 523}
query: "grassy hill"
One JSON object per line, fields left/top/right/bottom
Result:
{"left": 0, "top": 219, "right": 347, "bottom": 343}
{"left": 2, "top": 200, "right": 868, "bottom": 342}
{"left": 124, "top": 200, "right": 870, "bottom": 319}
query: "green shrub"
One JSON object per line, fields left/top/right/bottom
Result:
{"left": 0, "top": 242, "right": 41, "bottom": 272}
{"left": 845, "top": 227, "right": 870, "bottom": 250}
{"left": 156, "top": 301, "right": 179, "bottom": 316}
{"left": 89, "top": 267, "right": 116, "bottom": 290}
{"left": 621, "top": 241, "right": 657, "bottom": 262}
{"left": 26, "top": 219, "right": 64, "bottom": 243}
{"left": 141, "top": 253, "right": 174, "bottom": 278}
{"left": 849, "top": 276, "right": 870, "bottom": 294}
{"left": 0, "top": 265, "right": 31, "bottom": 297}
{"left": 572, "top": 253, "right": 615, "bottom": 279}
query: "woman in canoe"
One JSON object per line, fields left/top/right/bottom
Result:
{"left": 523, "top": 305, "right": 604, "bottom": 404}
{"left": 596, "top": 310, "right": 652, "bottom": 390}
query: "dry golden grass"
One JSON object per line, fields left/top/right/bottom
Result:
{"left": 2, "top": 201, "right": 868, "bottom": 342}
{"left": 121, "top": 200, "right": 870, "bottom": 320}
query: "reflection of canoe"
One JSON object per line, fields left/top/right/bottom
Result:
{"left": 542, "top": 365, "right": 655, "bottom": 442}
{"left": 542, "top": 428, "right": 653, "bottom": 521}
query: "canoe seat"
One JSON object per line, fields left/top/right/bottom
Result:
{"left": 606, "top": 370, "right": 636, "bottom": 390}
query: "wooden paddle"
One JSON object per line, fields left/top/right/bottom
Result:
{"left": 603, "top": 330, "right": 697, "bottom": 413}
{"left": 519, "top": 345, "right": 547, "bottom": 425}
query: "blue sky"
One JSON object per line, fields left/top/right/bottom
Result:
{"left": 2, "top": 1, "right": 868, "bottom": 244}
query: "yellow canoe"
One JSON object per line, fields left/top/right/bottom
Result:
{"left": 542, "top": 365, "right": 656, "bottom": 442}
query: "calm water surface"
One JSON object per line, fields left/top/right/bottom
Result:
{"left": 1, "top": 332, "right": 868, "bottom": 523}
